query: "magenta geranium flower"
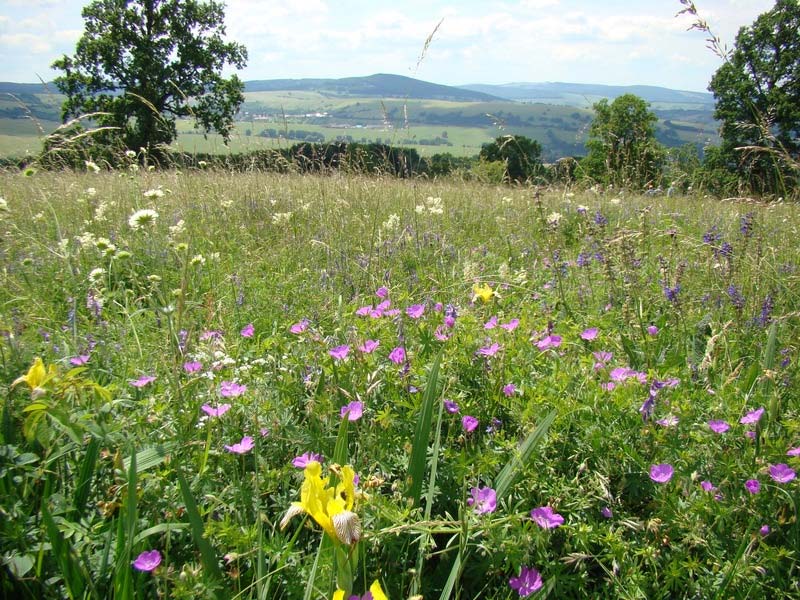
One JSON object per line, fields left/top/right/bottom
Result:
{"left": 132, "top": 549, "right": 161, "bottom": 572}
{"left": 530, "top": 506, "right": 564, "bottom": 529}
{"left": 130, "top": 375, "right": 156, "bottom": 388}
{"left": 201, "top": 403, "right": 231, "bottom": 418}
{"left": 745, "top": 479, "right": 760, "bottom": 494}
{"left": 376, "top": 286, "right": 389, "bottom": 299}
{"left": 444, "top": 399, "right": 460, "bottom": 413}
{"left": 609, "top": 367, "right": 634, "bottom": 382}
{"left": 477, "top": 342, "right": 501, "bottom": 357}
{"left": 292, "top": 452, "right": 323, "bottom": 468}
{"left": 462, "top": 415, "right": 478, "bottom": 432}
{"left": 655, "top": 415, "right": 679, "bottom": 427}
{"left": 183, "top": 361, "right": 202, "bottom": 373}
{"left": 199, "top": 330, "right": 223, "bottom": 341}
{"left": 290, "top": 319, "right": 309, "bottom": 334}
{"left": 760, "top": 524, "right": 770, "bottom": 537}
{"left": 70, "top": 355, "right": 90, "bottom": 366}
{"left": 340, "top": 401, "right": 364, "bottom": 421}
{"left": 536, "top": 335, "right": 562, "bottom": 351}
{"left": 769, "top": 463, "right": 796, "bottom": 483}
{"left": 357, "top": 339, "right": 378, "bottom": 354}
{"left": 220, "top": 381, "right": 246, "bottom": 397}
{"left": 240, "top": 323, "right": 254, "bottom": 338}
{"left": 388, "top": 346, "right": 406, "bottom": 364}
{"left": 406, "top": 304, "right": 425, "bottom": 319}
{"left": 484, "top": 316, "right": 498, "bottom": 329}
{"left": 500, "top": 318, "right": 520, "bottom": 332}
{"left": 434, "top": 325, "right": 451, "bottom": 341}
{"left": 224, "top": 435, "right": 254, "bottom": 454}
{"left": 708, "top": 420, "right": 730, "bottom": 434}
{"left": 647, "top": 325, "right": 659, "bottom": 336}
{"left": 355, "top": 305, "right": 372, "bottom": 317}
{"left": 740, "top": 407, "right": 765, "bottom": 425}
{"left": 329, "top": 345, "right": 350, "bottom": 361}
{"left": 509, "top": 566, "right": 543, "bottom": 597}
{"left": 649, "top": 463, "right": 674, "bottom": 483}
{"left": 503, "top": 383, "right": 517, "bottom": 397}
{"left": 787, "top": 446, "right": 800, "bottom": 457}
{"left": 580, "top": 327, "right": 598, "bottom": 340}
{"left": 468, "top": 486, "right": 497, "bottom": 514}
{"left": 601, "top": 506, "right": 613, "bottom": 519}
{"left": 700, "top": 480, "right": 716, "bottom": 493}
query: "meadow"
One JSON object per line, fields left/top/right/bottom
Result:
{"left": 1, "top": 166, "right": 799, "bottom": 599}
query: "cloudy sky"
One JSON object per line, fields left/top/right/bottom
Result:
{"left": 0, "top": 0, "right": 776, "bottom": 92}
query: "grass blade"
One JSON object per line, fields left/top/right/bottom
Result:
{"left": 494, "top": 410, "right": 557, "bottom": 500}
{"left": 407, "top": 349, "right": 443, "bottom": 507}
{"left": 71, "top": 437, "right": 99, "bottom": 520}
{"left": 41, "top": 503, "right": 90, "bottom": 600}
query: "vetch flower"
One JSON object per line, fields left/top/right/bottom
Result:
{"left": 224, "top": 435, "right": 254, "bottom": 454}
{"left": 769, "top": 463, "right": 796, "bottom": 484}
{"left": 760, "top": 525, "right": 770, "bottom": 537}
{"left": 530, "top": 506, "right": 564, "bottom": 529}
{"left": 580, "top": 327, "right": 598, "bottom": 340}
{"left": 240, "top": 323, "right": 254, "bottom": 338}
{"left": 220, "top": 381, "right": 246, "bottom": 397}
{"left": 130, "top": 375, "right": 156, "bottom": 388}
{"left": 388, "top": 346, "right": 406, "bottom": 364}
{"left": 649, "top": 463, "right": 674, "bottom": 483}
{"left": 340, "top": 401, "right": 364, "bottom": 421}
{"left": 468, "top": 486, "right": 497, "bottom": 514}
{"left": 745, "top": 479, "right": 760, "bottom": 494}
{"left": 462, "top": 415, "right": 479, "bottom": 432}
{"left": 292, "top": 452, "right": 323, "bottom": 468}
{"left": 329, "top": 345, "right": 350, "bottom": 361}
{"left": 509, "top": 566, "right": 543, "bottom": 597}
{"left": 601, "top": 506, "right": 613, "bottom": 519}
{"left": 280, "top": 460, "right": 362, "bottom": 545}
{"left": 132, "top": 549, "right": 162, "bottom": 572}
{"left": 708, "top": 420, "right": 731, "bottom": 434}
{"left": 740, "top": 407, "right": 765, "bottom": 425}
{"left": 201, "top": 403, "right": 231, "bottom": 418}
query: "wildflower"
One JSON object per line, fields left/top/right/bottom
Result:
{"left": 85, "top": 160, "right": 100, "bottom": 173}
{"left": 12, "top": 357, "right": 57, "bottom": 398}
{"left": 656, "top": 415, "right": 679, "bottom": 427}
{"left": 292, "top": 452, "right": 324, "bottom": 468}
{"left": 340, "top": 401, "right": 364, "bottom": 422}
{"left": 220, "top": 381, "right": 246, "bottom": 397}
{"left": 132, "top": 550, "right": 161, "bottom": 572}
{"left": 359, "top": 339, "right": 379, "bottom": 354}
{"left": 546, "top": 211, "right": 563, "bottom": 226}
{"left": 647, "top": 325, "right": 659, "bottom": 336}
{"left": 130, "top": 375, "right": 156, "bottom": 388}
{"left": 356, "top": 305, "right": 372, "bottom": 316}
{"left": 376, "top": 286, "right": 389, "bottom": 298}
{"left": 70, "top": 355, "right": 90, "bottom": 366}
{"left": 484, "top": 316, "right": 498, "bottom": 329}
{"left": 290, "top": 319, "right": 310, "bottom": 334}
{"left": 740, "top": 407, "right": 765, "bottom": 425}
{"left": 760, "top": 524, "right": 770, "bottom": 537}
{"left": 708, "top": 420, "right": 730, "bottom": 434}
{"left": 224, "top": 435, "right": 254, "bottom": 454}
{"left": 477, "top": 342, "right": 501, "bottom": 357}
{"left": 183, "top": 361, "right": 203, "bottom": 373}
{"left": 329, "top": 345, "right": 350, "bottom": 361}
{"left": 444, "top": 399, "right": 460, "bottom": 413}
{"left": 406, "top": 304, "right": 425, "bottom": 319}
{"left": 240, "top": 323, "right": 255, "bottom": 338}
{"left": 142, "top": 188, "right": 165, "bottom": 199}
{"left": 593, "top": 351, "right": 613, "bottom": 364}
{"left": 580, "top": 327, "right": 598, "bottom": 341}
{"left": 201, "top": 403, "right": 231, "bottom": 418}
{"left": 745, "top": 479, "right": 760, "bottom": 494}
{"left": 468, "top": 486, "right": 497, "bottom": 514}
{"left": 462, "top": 415, "right": 479, "bottom": 432}
{"left": 530, "top": 506, "right": 564, "bottom": 529}
{"left": 509, "top": 566, "right": 543, "bottom": 597}
{"left": 388, "top": 346, "right": 406, "bottom": 364}
{"left": 769, "top": 464, "right": 796, "bottom": 484}
{"left": 128, "top": 209, "right": 159, "bottom": 230}
{"left": 280, "top": 460, "right": 361, "bottom": 545}
{"left": 434, "top": 325, "right": 451, "bottom": 341}
{"left": 199, "top": 330, "right": 223, "bottom": 342}
{"left": 500, "top": 318, "right": 520, "bottom": 332}
{"left": 503, "top": 383, "right": 516, "bottom": 397}
{"left": 472, "top": 283, "right": 496, "bottom": 303}
{"left": 536, "top": 335, "right": 562, "bottom": 351}
{"left": 700, "top": 481, "right": 716, "bottom": 493}
{"left": 649, "top": 463, "right": 674, "bottom": 483}
{"left": 333, "top": 580, "right": 388, "bottom": 600}
{"left": 601, "top": 506, "right": 613, "bottom": 519}
{"left": 787, "top": 447, "right": 800, "bottom": 457}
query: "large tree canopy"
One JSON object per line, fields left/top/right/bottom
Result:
{"left": 708, "top": 0, "right": 800, "bottom": 194}
{"left": 52, "top": 0, "right": 247, "bottom": 158}
{"left": 479, "top": 135, "right": 544, "bottom": 183}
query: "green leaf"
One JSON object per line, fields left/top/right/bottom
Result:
{"left": 407, "top": 349, "right": 443, "bottom": 507}
{"left": 133, "top": 522, "right": 189, "bottom": 545}
{"left": 72, "top": 437, "right": 100, "bottom": 520}
{"left": 123, "top": 443, "right": 174, "bottom": 473}
{"left": 494, "top": 410, "right": 557, "bottom": 500}
{"left": 41, "top": 503, "right": 90, "bottom": 600}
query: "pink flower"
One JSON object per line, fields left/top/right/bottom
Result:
{"left": 389, "top": 346, "right": 406, "bottom": 364}
{"left": 601, "top": 506, "right": 613, "bottom": 519}
{"left": 130, "top": 375, "right": 156, "bottom": 388}
{"left": 183, "top": 361, "right": 203, "bottom": 373}
{"left": 580, "top": 327, "right": 598, "bottom": 341}
{"left": 290, "top": 319, "right": 309, "bottom": 334}
{"left": 647, "top": 325, "right": 659, "bottom": 336}
{"left": 593, "top": 351, "right": 613, "bottom": 364}
{"left": 787, "top": 446, "right": 800, "bottom": 457}
{"left": 509, "top": 566, "right": 543, "bottom": 597}
{"left": 340, "top": 401, "right": 364, "bottom": 421}
{"left": 462, "top": 415, "right": 479, "bottom": 432}
{"left": 468, "top": 486, "right": 497, "bottom": 514}
{"left": 375, "top": 286, "right": 389, "bottom": 299}
{"left": 70, "top": 355, "right": 90, "bottom": 366}
{"left": 740, "top": 407, "right": 765, "bottom": 425}
{"left": 760, "top": 524, "right": 770, "bottom": 537}
{"left": 201, "top": 403, "right": 231, "bottom": 418}
{"left": 355, "top": 305, "right": 372, "bottom": 316}
{"left": 656, "top": 415, "right": 679, "bottom": 427}
{"left": 329, "top": 345, "right": 350, "bottom": 361}
{"left": 500, "top": 318, "right": 520, "bottom": 332}
{"left": 292, "top": 452, "right": 323, "bottom": 468}
{"left": 406, "top": 304, "right": 425, "bottom": 319}
{"left": 358, "top": 339, "right": 380, "bottom": 354}
{"left": 220, "top": 381, "right": 246, "bottom": 397}
{"left": 224, "top": 435, "right": 254, "bottom": 454}
{"left": 434, "top": 326, "right": 451, "bottom": 341}
{"left": 649, "top": 463, "right": 674, "bottom": 483}
{"left": 530, "top": 506, "right": 564, "bottom": 529}
{"left": 700, "top": 480, "right": 716, "bottom": 493}
{"left": 132, "top": 549, "right": 162, "bottom": 572}
{"left": 536, "top": 335, "right": 562, "bottom": 351}
{"left": 484, "top": 316, "right": 498, "bottom": 329}
{"left": 477, "top": 342, "right": 501, "bottom": 357}
{"left": 745, "top": 479, "right": 760, "bottom": 494}
{"left": 200, "top": 330, "right": 223, "bottom": 341}
{"left": 444, "top": 399, "right": 460, "bottom": 413}
{"left": 769, "top": 463, "right": 796, "bottom": 484}
{"left": 708, "top": 420, "right": 730, "bottom": 434}
{"left": 240, "top": 323, "right": 254, "bottom": 338}
{"left": 503, "top": 383, "right": 517, "bottom": 397}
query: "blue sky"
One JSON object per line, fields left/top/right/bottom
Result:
{"left": 0, "top": 0, "right": 776, "bottom": 92}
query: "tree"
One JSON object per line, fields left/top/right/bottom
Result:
{"left": 52, "top": 0, "right": 247, "bottom": 160}
{"left": 479, "top": 135, "right": 544, "bottom": 183}
{"left": 582, "top": 94, "right": 664, "bottom": 189}
{"left": 707, "top": 0, "right": 800, "bottom": 196}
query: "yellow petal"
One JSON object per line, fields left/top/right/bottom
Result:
{"left": 369, "top": 580, "right": 388, "bottom": 600}
{"left": 332, "top": 591, "right": 345, "bottom": 600}
{"left": 12, "top": 357, "right": 47, "bottom": 390}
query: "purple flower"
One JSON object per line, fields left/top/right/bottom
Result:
{"left": 769, "top": 463, "right": 796, "bottom": 484}
{"left": 290, "top": 319, "right": 309, "bottom": 334}
{"left": 503, "top": 383, "right": 517, "bottom": 397}
{"left": 593, "top": 351, "right": 613, "bottom": 364}
{"left": 199, "top": 330, "right": 223, "bottom": 342}
{"left": 740, "top": 407, "right": 765, "bottom": 425}
{"left": 130, "top": 375, "right": 156, "bottom": 388}
{"left": 444, "top": 399, "right": 460, "bottom": 413}
{"left": 376, "top": 286, "right": 389, "bottom": 299}
{"left": 484, "top": 316, "right": 498, "bottom": 329}
{"left": 340, "top": 401, "right": 364, "bottom": 421}
{"left": 220, "top": 381, "right": 246, "bottom": 397}
{"left": 477, "top": 342, "right": 501, "bottom": 357}
{"left": 500, "top": 318, "right": 520, "bottom": 332}
{"left": 355, "top": 305, "right": 372, "bottom": 316}
{"left": 745, "top": 479, "right": 760, "bottom": 494}
{"left": 434, "top": 325, "right": 451, "bottom": 341}
{"left": 700, "top": 480, "right": 716, "bottom": 493}
{"left": 240, "top": 323, "right": 254, "bottom": 338}
{"left": 656, "top": 415, "right": 679, "bottom": 427}
{"left": 787, "top": 446, "right": 800, "bottom": 457}
{"left": 647, "top": 325, "right": 659, "bottom": 336}
{"left": 509, "top": 566, "right": 543, "bottom": 597}
{"left": 132, "top": 549, "right": 162, "bottom": 572}
{"left": 329, "top": 345, "right": 350, "bottom": 361}
{"left": 388, "top": 346, "right": 406, "bottom": 364}
{"left": 183, "top": 361, "right": 203, "bottom": 373}
{"left": 530, "top": 506, "right": 564, "bottom": 529}
{"left": 601, "top": 506, "right": 613, "bottom": 519}
{"left": 468, "top": 486, "right": 497, "bottom": 514}
{"left": 760, "top": 525, "right": 770, "bottom": 537}
{"left": 201, "top": 403, "right": 231, "bottom": 418}
{"left": 224, "top": 435, "right": 254, "bottom": 454}
{"left": 406, "top": 304, "right": 425, "bottom": 319}
{"left": 580, "top": 327, "right": 598, "bottom": 341}
{"left": 708, "top": 420, "right": 730, "bottom": 434}
{"left": 462, "top": 415, "right": 479, "bottom": 432}
{"left": 536, "top": 335, "right": 562, "bottom": 351}
{"left": 649, "top": 463, "right": 674, "bottom": 483}
{"left": 358, "top": 339, "right": 380, "bottom": 354}
{"left": 70, "top": 355, "right": 90, "bottom": 366}
{"left": 609, "top": 367, "right": 633, "bottom": 382}
{"left": 292, "top": 452, "right": 323, "bottom": 468}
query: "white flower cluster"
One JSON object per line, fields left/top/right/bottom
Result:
{"left": 415, "top": 196, "right": 444, "bottom": 215}
{"left": 128, "top": 209, "right": 159, "bottom": 230}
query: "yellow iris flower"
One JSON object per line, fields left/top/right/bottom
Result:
{"left": 281, "top": 460, "right": 362, "bottom": 545}
{"left": 332, "top": 580, "right": 388, "bottom": 600}
{"left": 472, "top": 283, "right": 497, "bottom": 303}
{"left": 12, "top": 357, "right": 57, "bottom": 399}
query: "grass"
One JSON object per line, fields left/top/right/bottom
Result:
{"left": 1, "top": 168, "right": 799, "bottom": 599}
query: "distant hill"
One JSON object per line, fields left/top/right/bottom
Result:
{"left": 460, "top": 82, "right": 714, "bottom": 109}
{"left": 244, "top": 74, "right": 502, "bottom": 102}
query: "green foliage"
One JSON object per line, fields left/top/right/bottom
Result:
{"left": 708, "top": 0, "right": 800, "bottom": 197}
{"left": 582, "top": 94, "right": 665, "bottom": 190}
{"left": 479, "top": 134, "right": 545, "bottom": 182}
{"left": 51, "top": 0, "right": 247, "bottom": 160}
